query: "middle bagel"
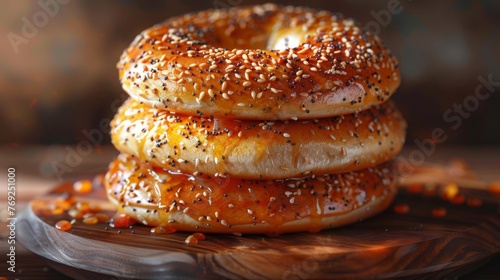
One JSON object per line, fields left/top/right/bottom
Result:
{"left": 111, "top": 98, "right": 406, "bottom": 179}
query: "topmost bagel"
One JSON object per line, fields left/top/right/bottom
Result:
{"left": 117, "top": 4, "right": 400, "bottom": 120}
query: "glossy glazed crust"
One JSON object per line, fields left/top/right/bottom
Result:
{"left": 110, "top": 98, "right": 406, "bottom": 179}
{"left": 117, "top": 3, "right": 400, "bottom": 120}
{"left": 105, "top": 154, "right": 397, "bottom": 234}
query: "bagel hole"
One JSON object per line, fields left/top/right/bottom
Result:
{"left": 212, "top": 28, "right": 303, "bottom": 51}
{"left": 266, "top": 31, "right": 303, "bottom": 50}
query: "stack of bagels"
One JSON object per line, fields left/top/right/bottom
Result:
{"left": 105, "top": 4, "right": 406, "bottom": 234}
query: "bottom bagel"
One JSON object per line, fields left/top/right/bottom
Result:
{"left": 105, "top": 154, "right": 397, "bottom": 234}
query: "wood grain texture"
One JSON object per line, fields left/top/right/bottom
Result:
{"left": 18, "top": 181, "right": 499, "bottom": 280}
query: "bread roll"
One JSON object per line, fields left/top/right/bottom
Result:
{"left": 105, "top": 153, "right": 397, "bottom": 234}
{"left": 117, "top": 4, "right": 400, "bottom": 120}
{"left": 111, "top": 98, "right": 406, "bottom": 179}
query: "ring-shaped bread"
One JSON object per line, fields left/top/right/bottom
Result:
{"left": 111, "top": 98, "right": 406, "bottom": 179}
{"left": 105, "top": 153, "right": 397, "bottom": 234}
{"left": 117, "top": 4, "right": 400, "bottom": 120}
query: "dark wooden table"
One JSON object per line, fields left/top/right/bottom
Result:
{"left": 0, "top": 145, "right": 498, "bottom": 279}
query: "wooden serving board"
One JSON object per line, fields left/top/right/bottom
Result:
{"left": 19, "top": 180, "right": 499, "bottom": 280}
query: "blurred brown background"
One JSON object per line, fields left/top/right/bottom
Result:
{"left": 1, "top": 0, "right": 499, "bottom": 146}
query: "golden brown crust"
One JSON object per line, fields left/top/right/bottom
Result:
{"left": 117, "top": 3, "right": 400, "bottom": 120}
{"left": 111, "top": 98, "right": 406, "bottom": 179}
{"left": 105, "top": 153, "right": 397, "bottom": 234}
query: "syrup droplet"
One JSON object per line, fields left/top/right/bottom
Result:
{"left": 192, "top": 232, "right": 205, "bottom": 241}
{"left": 150, "top": 226, "right": 176, "bottom": 234}
{"left": 75, "top": 201, "right": 101, "bottom": 214}
{"left": 184, "top": 232, "right": 206, "bottom": 245}
{"left": 185, "top": 235, "right": 199, "bottom": 245}
{"left": 55, "top": 220, "right": 72, "bottom": 231}
{"left": 51, "top": 196, "right": 72, "bottom": 211}
{"left": 68, "top": 209, "right": 84, "bottom": 219}
{"left": 109, "top": 213, "right": 136, "bottom": 228}
{"left": 51, "top": 207, "right": 64, "bottom": 215}
{"left": 95, "top": 213, "right": 110, "bottom": 223}
{"left": 73, "top": 179, "right": 93, "bottom": 194}
{"left": 83, "top": 216, "right": 99, "bottom": 225}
